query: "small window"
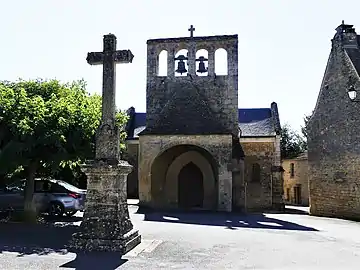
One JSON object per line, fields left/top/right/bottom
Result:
{"left": 290, "top": 163, "right": 295, "bottom": 178}
{"left": 252, "top": 163, "right": 261, "bottom": 182}
{"left": 286, "top": 188, "right": 290, "bottom": 201}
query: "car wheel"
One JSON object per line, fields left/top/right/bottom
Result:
{"left": 49, "top": 202, "right": 64, "bottom": 217}
{"left": 65, "top": 210, "right": 77, "bottom": 217}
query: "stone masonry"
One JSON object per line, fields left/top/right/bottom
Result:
{"left": 124, "top": 27, "right": 283, "bottom": 213}
{"left": 138, "top": 33, "right": 240, "bottom": 212}
{"left": 70, "top": 33, "right": 141, "bottom": 253}
{"left": 308, "top": 22, "right": 360, "bottom": 220}
{"left": 138, "top": 134, "right": 233, "bottom": 211}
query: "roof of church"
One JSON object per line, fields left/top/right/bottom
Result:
{"left": 125, "top": 106, "right": 281, "bottom": 139}
{"left": 345, "top": 36, "right": 360, "bottom": 76}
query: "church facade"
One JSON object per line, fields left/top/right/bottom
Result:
{"left": 124, "top": 30, "right": 284, "bottom": 212}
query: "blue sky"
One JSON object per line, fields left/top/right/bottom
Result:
{"left": 1, "top": 0, "right": 359, "bottom": 132}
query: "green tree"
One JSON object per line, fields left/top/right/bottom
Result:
{"left": 300, "top": 114, "right": 312, "bottom": 139}
{"left": 0, "top": 79, "right": 128, "bottom": 221}
{"left": 280, "top": 123, "right": 307, "bottom": 159}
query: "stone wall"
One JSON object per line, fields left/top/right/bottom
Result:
{"left": 138, "top": 134, "right": 233, "bottom": 212}
{"left": 308, "top": 23, "right": 360, "bottom": 220}
{"left": 124, "top": 142, "right": 139, "bottom": 198}
{"left": 282, "top": 158, "right": 309, "bottom": 206}
{"left": 240, "top": 141, "right": 275, "bottom": 210}
{"left": 144, "top": 35, "right": 239, "bottom": 136}
{"left": 126, "top": 136, "right": 283, "bottom": 212}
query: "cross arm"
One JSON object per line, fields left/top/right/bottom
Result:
{"left": 86, "top": 52, "right": 104, "bottom": 65}
{"left": 114, "top": 50, "right": 134, "bottom": 63}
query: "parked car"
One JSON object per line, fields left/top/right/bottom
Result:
{"left": 0, "top": 178, "right": 86, "bottom": 217}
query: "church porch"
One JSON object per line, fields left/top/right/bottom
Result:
{"left": 138, "top": 134, "right": 233, "bottom": 212}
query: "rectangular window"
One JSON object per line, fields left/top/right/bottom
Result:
{"left": 290, "top": 163, "right": 295, "bottom": 178}
{"left": 286, "top": 188, "right": 290, "bottom": 201}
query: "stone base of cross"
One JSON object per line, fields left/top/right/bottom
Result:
{"left": 69, "top": 160, "right": 141, "bottom": 253}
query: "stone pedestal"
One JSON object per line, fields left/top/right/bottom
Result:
{"left": 69, "top": 160, "right": 141, "bottom": 253}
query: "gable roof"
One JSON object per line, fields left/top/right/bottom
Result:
{"left": 125, "top": 104, "right": 281, "bottom": 139}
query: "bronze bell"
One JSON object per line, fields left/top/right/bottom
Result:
{"left": 175, "top": 55, "right": 188, "bottom": 74}
{"left": 196, "top": 56, "right": 208, "bottom": 73}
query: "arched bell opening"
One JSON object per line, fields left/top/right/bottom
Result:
{"left": 174, "top": 49, "right": 188, "bottom": 77}
{"left": 196, "top": 49, "right": 209, "bottom": 77}
{"left": 215, "top": 48, "right": 228, "bottom": 75}
{"left": 157, "top": 50, "right": 168, "bottom": 76}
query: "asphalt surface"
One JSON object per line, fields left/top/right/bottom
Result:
{"left": 0, "top": 202, "right": 359, "bottom": 269}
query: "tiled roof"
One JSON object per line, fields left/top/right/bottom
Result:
{"left": 129, "top": 107, "right": 279, "bottom": 138}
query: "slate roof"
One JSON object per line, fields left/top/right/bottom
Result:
{"left": 345, "top": 47, "right": 360, "bottom": 77}
{"left": 343, "top": 33, "right": 360, "bottom": 76}
{"left": 126, "top": 105, "right": 281, "bottom": 139}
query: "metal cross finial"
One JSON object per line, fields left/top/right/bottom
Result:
{"left": 188, "top": 25, "right": 195, "bottom": 38}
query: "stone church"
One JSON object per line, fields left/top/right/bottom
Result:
{"left": 124, "top": 28, "right": 284, "bottom": 212}
{"left": 308, "top": 21, "right": 360, "bottom": 220}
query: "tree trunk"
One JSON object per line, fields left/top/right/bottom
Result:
{"left": 23, "top": 161, "right": 38, "bottom": 222}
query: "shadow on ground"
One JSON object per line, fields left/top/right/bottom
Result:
{"left": 141, "top": 209, "right": 317, "bottom": 231}
{"left": 60, "top": 252, "right": 127, "bottom": 269}
{"left": 0, "top": 217, "right": 128, "bottom": 269}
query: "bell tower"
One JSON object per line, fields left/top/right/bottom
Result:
{"left": 138, "top": 26, "right": 240, "bottom": 212}
{"left": 142, "top": 26, "right": 239, "bottom": 136}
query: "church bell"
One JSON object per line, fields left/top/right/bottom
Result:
{"left": 196, "top": 56, "right": 208, "bottom": 73}
{"left": 175, "top": 55, "right": 188, "bottom": 74}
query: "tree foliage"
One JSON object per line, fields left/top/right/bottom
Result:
{"left": 0, "top": 79, "right": 128, "bottom": 220}
{"left": 300, "top": 114, "right": 312, "bottom": 139}
{"left": 280, "top": 123, "right": 307, "bottom": 159}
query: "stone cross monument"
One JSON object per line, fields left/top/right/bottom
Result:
{"left": 87, "top": 33, "right": 134, "bottom": 163}
{"left": 70, "top": 33, "right": 141, "bottom": 253}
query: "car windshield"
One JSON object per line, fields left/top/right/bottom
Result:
{"left": 53, "top": 180, "right": 83, "bottom": 193}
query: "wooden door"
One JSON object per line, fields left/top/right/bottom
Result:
{"left": 178, "top": 162, "right": 204, "bottom": 209}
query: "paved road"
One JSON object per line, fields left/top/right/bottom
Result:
{"left": 0, "top": 203, "right": 359, "bottom": 269}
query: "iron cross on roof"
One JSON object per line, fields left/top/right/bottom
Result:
{"left": 188, "top": 25, "right": 195, "bottom": 37}
{"left": 86, "top": 33, "right": 134, "bottom": 124}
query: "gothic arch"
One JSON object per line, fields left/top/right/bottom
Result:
{"left": 150, "top": 144, "right": 218, "bottom": 209}
{"left": 164, "top": 150, "right": 216, "bottom": 209}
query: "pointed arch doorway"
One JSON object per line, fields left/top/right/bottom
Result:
{"left": 178, "top": 162, "right": 204, "bottom": 209}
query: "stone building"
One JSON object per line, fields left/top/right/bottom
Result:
{"left": 308, "top": 21, "right": 360, "bottom": 220}
{"left": 124, "top": 29, "right": 284, "bottom": 212}
{"left": 283, "top": 151, "right": 309, "bottom": 206}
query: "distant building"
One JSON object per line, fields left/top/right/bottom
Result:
{"left": 282, "top": 151, "right": 308, "bottom": 206}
